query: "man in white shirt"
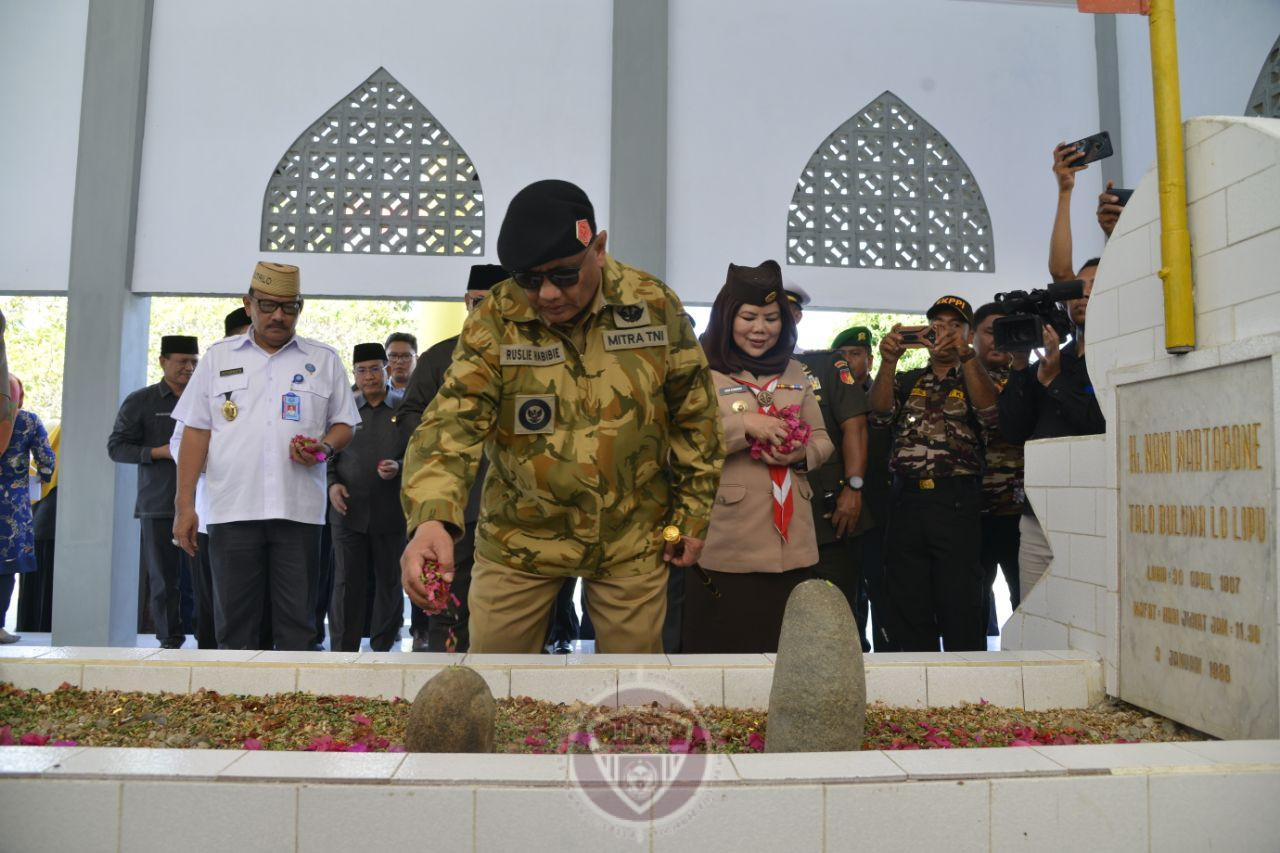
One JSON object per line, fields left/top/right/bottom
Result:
{"left": 173, "top": 262, "right": 359, "bottom": 650}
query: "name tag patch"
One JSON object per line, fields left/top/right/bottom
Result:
{"left": 219, "top": 367, "right": 244, "bottom": 377}
{"left": 603, "top": 325, "right": 667, "bottom": 351}
{"left": 612, "top": 304, "right": 650, "bottom": 329}
{"left": 501, "top": 344, "right": 565, "bottom": 366}
{"left": 514, "top": 395, "right": 556, "bottom": 435}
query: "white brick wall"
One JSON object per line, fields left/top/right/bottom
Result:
{"left": 1004, "top": 117, "right": 1280, "bottom": 710}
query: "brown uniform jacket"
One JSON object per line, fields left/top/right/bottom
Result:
{"left": 699, "top": 359, "right": 834, "bottom": 574}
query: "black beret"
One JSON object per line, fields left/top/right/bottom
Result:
{"left": 722, "top": 260, "right": 785, "bottom": 307}
{"left": 497, "top": 179, "right": 597, "bottom": 271}
{"left": 224, "top": 308, "right": 250, "bottom": 337}
{"left": 160, "top": 335, "right": 198, "bottom": 356}
{"left": 353, "top": 342, "right": 387, "bottom": 363}
{"left": 467, "top": 263, "right": 509, "bottom": 293}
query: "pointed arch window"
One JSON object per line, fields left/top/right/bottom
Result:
{"left": 1245, "top": 33, "right": 1280, "bottom": 118}
{"left": 787, "top": 91, "right": 993, "bottom": 272}
{"left": 261, "top": 67, "right": 484, "bottom": 255}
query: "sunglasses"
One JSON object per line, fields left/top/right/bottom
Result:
{"left": 511, "top": 237, "right": 596, "bottom": 291}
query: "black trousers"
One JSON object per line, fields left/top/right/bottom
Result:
{"left": 140, "top": 517, "right": 187, "bottom": 645}
{"left": 422, "top": 522, "right": 475, "bottom": 652}
{"left": 859, "top": 523, "right": 889, "bottom": 650}
{"left": 207, "top": 520, "right": 320, "bottom": 651}
{"left": 330, "top": 524, "right": 406, "bottom": 652}
{"left": 682, "top": 565, "right": 813, "bottom": 654}
{"left": 192, "top": 533, "right": 217, "bottom": 649}
{"left": 811, "top": 534, "right": 865, "bottom": 647}
{"left": 881, "top": 476, "right": 986, "bottom": 652}
{"left": 312, "top": 522, "right": 334, "bottom": 647}
{"left": 662, "top": 563, "right": 684, "bottom": 654}
{"left": 546, "top": 576, "right": 581, "bottom": 646}
{"left": 981, "top": 513, "right": 1021, "bottom": 635}
{"left": 17, "top": 539, "right": 55, "bottom": 632}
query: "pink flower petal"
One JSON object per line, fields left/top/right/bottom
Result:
{"left": 243, "top": 738, "right": 263, "bottom": 750}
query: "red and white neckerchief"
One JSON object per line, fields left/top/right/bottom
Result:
{"left": 739, "top": 374, "right": 793, "bottom": 542}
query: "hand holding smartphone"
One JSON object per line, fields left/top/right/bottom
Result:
{"left": 1066, "top": 130, "right": 1113, "bottom": 166}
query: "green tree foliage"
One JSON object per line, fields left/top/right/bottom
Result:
{"left": 804, "top": 310, "right": 930, "bottom": 372}
{"left": 0, "top": 297, "right": 68, "bottom": 425}
{"left": 144, "top": 296, "right": 421, "bottom": 385}
{"left": 0, "top": 295, "right": 432, "bottom": 423}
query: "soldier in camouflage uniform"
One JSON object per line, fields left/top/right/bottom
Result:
{"left": 399, "top": 180, "right": 724, "bottom": 653}
{"left": 868, "top": 295, "right": 999, "bottom": 651}
{"left": 971, "top": 303, "right": 1027, "bottom": 634}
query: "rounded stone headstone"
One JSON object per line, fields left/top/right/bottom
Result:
{"left": 766, "top": 579, "right": 866, "bottom": 752}
{"left": 405, "top": 666, "right": 496, "bottom": 753}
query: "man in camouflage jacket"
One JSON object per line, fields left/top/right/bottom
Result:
{"left": 399, "top": 180, "right": 724, "bottom": 653}
{"left": 868, "top": 295, "right": 999, "bottom": 652}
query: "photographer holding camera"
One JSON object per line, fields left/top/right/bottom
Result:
{"left": 993, "top": 144, "right": 1109, "bottom": 597}
{"left": 868, "top": 296, "right": 999, "bottom": 652}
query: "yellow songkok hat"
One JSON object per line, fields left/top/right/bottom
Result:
{"left": 250, "top": 262, "right": 300, "bottom": 298}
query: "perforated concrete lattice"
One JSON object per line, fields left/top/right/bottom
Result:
{"left": 261, "top": 67, "right": 483, "bottom": 255}
{"left": 787, "top": 90, "right": 993, "bottom": 272}
{"left": 1245, "top": 34, "right": 1280, "bottom": 119}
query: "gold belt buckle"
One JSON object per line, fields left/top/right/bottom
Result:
{"left": 919, "top": 478, "right": 935, "bottom": 490}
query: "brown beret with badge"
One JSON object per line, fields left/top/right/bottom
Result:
{"left": 722, "top": 259, "right": 786, "bottom": 307}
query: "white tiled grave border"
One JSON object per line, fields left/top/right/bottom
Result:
{"left": 3, "top": 649, "right": 1279, "bottom": 851}
{"left": 0, "top": 647, "right": 1104, "bottom": 710}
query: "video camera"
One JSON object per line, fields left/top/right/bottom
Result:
{"left": 990, "top": 280, "right": 1085, "bottom": 352}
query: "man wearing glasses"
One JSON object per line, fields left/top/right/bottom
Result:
{"left": 400, "top": 180, "right": 724, "bottom": 653}
{"left": 173, "top": 262, "right": 359, "bottom": 650}
{"left": 396, "top": 262, "right": 507, "bottom": 652}
{"left": 326, "top": 343, "right": 407, "bottom": 652}
{"left": 383, "top": 333, "right": 417, "bottom": 393}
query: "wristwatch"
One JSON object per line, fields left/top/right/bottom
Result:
{"left": 321, "top": 441, "right": 335, "bottom": 459}
{"left": 844, "top": 476, "right": 864, "bottom": 491}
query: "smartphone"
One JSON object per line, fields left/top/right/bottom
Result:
{"left": 898, "top": 325, "right": 937, "bottom": 349}
{"left": 1109, "top": 187, "right": 1134, "bottom": 206}
{"left": 1066, "top": 131, "right": 1113, "bottom": 166}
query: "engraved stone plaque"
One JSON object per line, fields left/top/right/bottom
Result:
{"left": 1118, "top": 358, "right": 1277, "bottom": 739}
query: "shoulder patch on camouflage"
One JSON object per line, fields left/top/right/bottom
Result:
{"left": 514, "top": 395, "right": 556, "bottom": 434}
{"left": 612, "top": 304, "right": 651, "bottom": 329}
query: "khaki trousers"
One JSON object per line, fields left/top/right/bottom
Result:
{"left": 468, "top": 554, "right": 667, "bottom": 654}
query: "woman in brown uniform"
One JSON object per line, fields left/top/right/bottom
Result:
{"left": 686, "top": 260, "right": 832, "bottom": 653}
